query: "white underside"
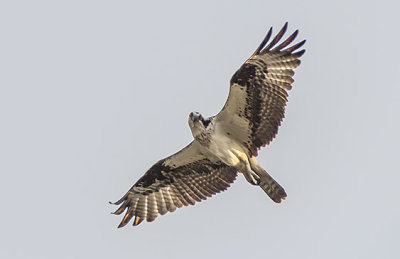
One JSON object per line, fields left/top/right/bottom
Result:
{"left": 203, "top": 125, "right": 256, "bottom": 174}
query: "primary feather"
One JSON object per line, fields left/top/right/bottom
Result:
{"left": 112, "top": 23, "right": 305, "bottom": 227}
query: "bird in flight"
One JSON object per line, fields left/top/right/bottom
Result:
{"left": 111, "top": 23, "right": 305, "bottom": 227}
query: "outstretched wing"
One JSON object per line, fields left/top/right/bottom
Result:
{"left": 111, "top": 141, "right": 237, "bottom": 227}
{"left": 215, "top": 23, "right": 305, "bottom": 156}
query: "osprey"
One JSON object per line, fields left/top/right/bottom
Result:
{"left": 112, "top": 23, "right": 305, "bottom": 227}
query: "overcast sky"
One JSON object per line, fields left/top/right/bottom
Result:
{"left": 1, "top": 1, "right": 399, "bottom": 258}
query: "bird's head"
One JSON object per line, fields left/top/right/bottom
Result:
{"left": 188, "top": 112, "right": 212, "bottom": 138}
{"left": 189, "top": 111, "right": 203, "bottom": 122}
{"left": 188, "top": 112, "right": 203, "bottom": 128}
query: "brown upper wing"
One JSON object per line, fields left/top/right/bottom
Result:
{"left": 111, "top": 141, "right": 237, "bottom": 227}
{"left": 215, "top": 23, "right": 305, "bottom": 156}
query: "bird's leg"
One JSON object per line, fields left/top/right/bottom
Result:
{"left": 243, "top": 171, "right": 260, "bottom": 185}
{"left": 242, "top": 165, "right": 260, "bottom": 185}
{"left": 229, "top": 148, "right": 261, "bottom": 185}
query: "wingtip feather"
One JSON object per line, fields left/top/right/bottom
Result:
{"left": 293, "top": 49, "right": 306, "bottom": 58}
{"left": 117, "top": 214, "right": 131, "bottom": 228}
{"left": 133, "top": 216, "right": 144, "bottom": 226}
{"left": 250, "top": 26, "right": 273, "bottom": 57}
{"left": 263, "top": 23, "right": 288, "bottom": 52}
{"left": 284, "top": 39, "right": 306, "bottom": 53}
{"left": 274, "top": 29, "right": 299, "bottom": 51}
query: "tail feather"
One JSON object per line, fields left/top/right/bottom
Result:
{"left": 256, "top": 169, "right": 287, "bottom": 203}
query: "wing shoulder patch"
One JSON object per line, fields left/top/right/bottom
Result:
{"left": 230, "top": 63, "right": 257, "bottom": 85}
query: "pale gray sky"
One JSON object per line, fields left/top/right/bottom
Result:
{"left": 1, "top": 1, "right": 399, "bottom": 258}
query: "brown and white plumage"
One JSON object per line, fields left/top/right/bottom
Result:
{"left": 112, "top": 23, "right": 305, "bottom": 227}
{"left": 112, "top": 142, "right": 237, "bottom": 227}
{"left": 215, "top": 22, "right": 305, "bottom": 156}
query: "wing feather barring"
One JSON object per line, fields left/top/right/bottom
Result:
{"left": 111, "top": 22, "right": 305, "bottom": 227}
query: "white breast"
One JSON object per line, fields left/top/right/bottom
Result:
{"left": 206, "top": 126, "right": 249, "bottom": 168}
